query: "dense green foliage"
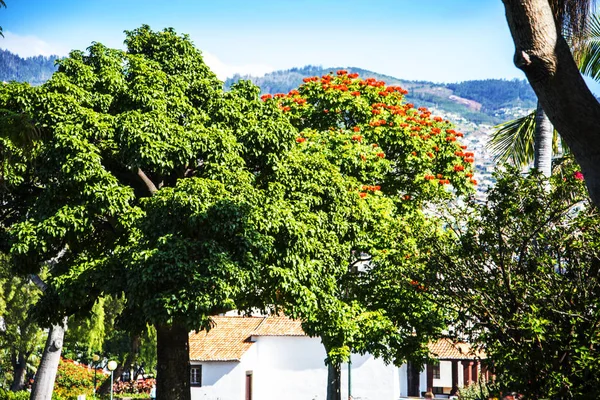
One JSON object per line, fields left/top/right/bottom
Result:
{"left": 0, "top": 254, "right": 44, "bottom": 391}
{"left": 430, "top": 167, "right": 600, "bottom": 399}
{"left": 0, "top": 49, "right": 58, "bottom": 85}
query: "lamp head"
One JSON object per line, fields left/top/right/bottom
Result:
{"left": 107, "top": 360, "right": 118, "bottom": 371}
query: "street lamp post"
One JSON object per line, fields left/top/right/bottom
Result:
{"left": 92, "top": 354, "right": 100, "bottom": 398}
{"left": 107, "top": 360, "right": 118, "bottom": 400}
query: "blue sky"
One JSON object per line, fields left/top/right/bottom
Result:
{"left": 1, "top": 0, "right": 597, "bottom": 91}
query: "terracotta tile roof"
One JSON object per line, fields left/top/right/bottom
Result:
{"left": 428, "top": 338, "right": 486, "bottom": 360}
{"left": 189, "top": 316, "right": 305, "bottom": 362}
{"left": 250, "top": 316, "right": 305, "bottom": 337}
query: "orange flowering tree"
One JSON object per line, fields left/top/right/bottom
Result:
{"left": 261, "top": 70, "right": 477, "bottom": 399}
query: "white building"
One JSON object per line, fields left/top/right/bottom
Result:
{"left": 188, "top": 316, "right": 486, "bottom": 400}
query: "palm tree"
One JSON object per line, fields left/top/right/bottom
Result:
{"left": 489, "top": 8, "right": 599, "bottom": 176}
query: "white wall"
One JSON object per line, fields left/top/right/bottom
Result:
{"left": 433, "top": 360, "right": 453, "bottom": 389}
{"left": 340, "top": 353, "right": 399, "bottom": 400}
{"left": 190, "top": 345, "right": 258, "bottom": 400}
{"left": 252, "top": 336, "right": 327, "bottom": 400}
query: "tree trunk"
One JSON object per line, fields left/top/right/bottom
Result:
{"left": 156, "top": 322, "right": 190, "bottom": 400}
{"left": 30, "top": 317, "right": 67, "bottom": 400}
{"left": 502, "top": 0, "right": 600, "bottom": 206}
{"left": 10, "top": 352, "right": 27, "bottom": 392}
{"left": 534, "top": 101, "right": 554, "bottom": 177}
{"left": 326, "top": 362, "right": 342, "bottom": 400}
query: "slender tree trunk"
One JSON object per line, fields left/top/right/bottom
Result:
{"left": 10, "top": 352, "right": 27, "bottom": 391}
{"left": 326, "top": 361, "right": 342, "bottom": 400}
{"left": 502, "top": 0, "right": 600, "bottom": 207}
{"left": 156, "top": 322, "right": 190, "bottom": 400}
{"left": 30, "top": 317, "right": 67, "bottom": 400}
{"left": 534, "top": 101, "right": 554, "bottom": 177}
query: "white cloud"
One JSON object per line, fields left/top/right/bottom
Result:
{"left": 0, "top": 31, "right": 69, "bottom": 58}
{"left": 202, "top": 51, "right": 274, "bottom": 80}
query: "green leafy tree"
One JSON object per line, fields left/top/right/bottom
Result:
{"left": 0, "top": 254, "right": 44, "bottom": 392}
{"left": 270, "top": 70, "right": 476, "bottom": 399}
{"left": 0, "top": 26, "right": 406, "bottom": 400}
{"left": 429, "top": 166, "right": 600, "bottom": 399}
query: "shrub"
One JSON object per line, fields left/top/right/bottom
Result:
{"left": 0, "top": 389, "right": 30, "bottom": 400}
{"left": 53, "top": 358, "right": 108, "bottom": 399}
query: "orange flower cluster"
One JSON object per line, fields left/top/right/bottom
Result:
{"left": 296, "top": 137, "right": 306, "bottom": 143}
{"left": 351, "top": 91, "right": 361, "bottom": 96}
{"left": 470, "top": 179, "right": 478, "bottom": 185}
{"left": 433, "top": 116, "right": 443, "bottom": 122}
{"left": 359, "top": 192, "right": 368, "bottom": 198}
{"left": 351, "top": 135, "right": 363, "bottom": 142}
{"left": 376, "top": 152, "right": 385, "bottom": 158}
{"left": 302, "top": 76, "right": 320, "bottom": 83}
{"left": 348, "top": 73, "right": 359, "bottom": 79}
{"left": 454, "top": 165, "right": 465, "bottom": 172}
{"left": 369, "top": 119, "right": 388, "bottom": 127}
{"left": 353, "top": 126, "right": 360, "bottom": 132}
{"left": 359, "top": 77, "right": 386, "bottom": 88}
{"left": 337, "top": 69, "right": 348, "bottom": 75}
{"left": 261, "top": 94, "right": 272, "bottom": 101}
{"left": 362, "top": 185, "right": 381, "bottom": 191}
{"left": 439, "top": 179, "right": 450, "bottom": 185}
{"left": 424, "top": 174, "right": 435, "bottom": 180}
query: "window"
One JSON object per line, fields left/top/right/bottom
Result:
{"left": 190, "top": 365, "right": 202, "bottom": 387}
{"left": 432, "top": 363, "right": 440, "bottom": 379}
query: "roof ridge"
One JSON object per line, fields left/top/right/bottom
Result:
{"left": 250, "top": 316, "right": 269, "bottom": 335}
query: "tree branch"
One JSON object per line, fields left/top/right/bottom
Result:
{"left": 137, "top": 168, "right": 158, "bottom": 195}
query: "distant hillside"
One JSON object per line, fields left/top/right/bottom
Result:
{"left": 225, "top": 65, "right": 537, "bottom": 125}
{"left": 0, "top": 49, "right": 59, "bottom": 85}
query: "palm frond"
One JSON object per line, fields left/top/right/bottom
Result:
{"left": 575, "top": 12, "right": 600, "bottom": 80}
{"left": 488, "top": 111, "right": 537, "bottom": 167}
{"left": 551, "top": 0, "right": 595, "bottom": 45}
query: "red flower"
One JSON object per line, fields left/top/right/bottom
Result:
{"left": 352, "top": 135, "right": 363, "bottom": 142}
{"left": 348, "top": 73, "right": 359, "bottom": 79}
{"left": 324, "top": 109, "right": 329, "bottom": 113}
{"left": 351, "top": 91, "right": 361, "bottom": 96}
{"left": 337, "top": 70, "right": 348, "bottom": 76}
{"left": 261, "top": 94, "right": 272, "bottom": 101}
{"left": 470, "top": 179, "right": 478, "bottom": 185}
{"left": 359, "top": 192, "right": 368, "bottom": 198}
{"left": 353, "top": 126, "right": 360, "bottom": 132}
{"left": 574, "top": 171, "right": 584, "bottom": 181}
{"left": 296, "top": 137, "right": 306, "bottom": 143}
{"left": 377, "top": 152, "right": 385, "bottom": 158}
{"left": 454, "top": 165, "right": 465, "bottom": 172}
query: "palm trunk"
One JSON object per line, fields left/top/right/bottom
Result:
{"left": 503, "top": 0, "right": 600, "bottom": 207}
{"left": 156, "top": 322, "right": 190, "bottom": 400}
{"left": 9, "top": 352, "right": 27, "bottom": 391}
{"left": 534, "top": 101, "right": 553, "bottom": 177}
{"left": 30, "top": 317, "right": 67, "bottom": 400}
{"left": 326, "top": 362, "right": 342, "bottom": 400}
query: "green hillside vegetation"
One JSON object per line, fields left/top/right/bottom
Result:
{"left": 446, "top": 79, "right": 537, "bottom": 110}
{"left": 225, "top": 65, "right": 537, "bottom": 125}
{"left": 0, "top": 49, "right": 58, "bottom": 85}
